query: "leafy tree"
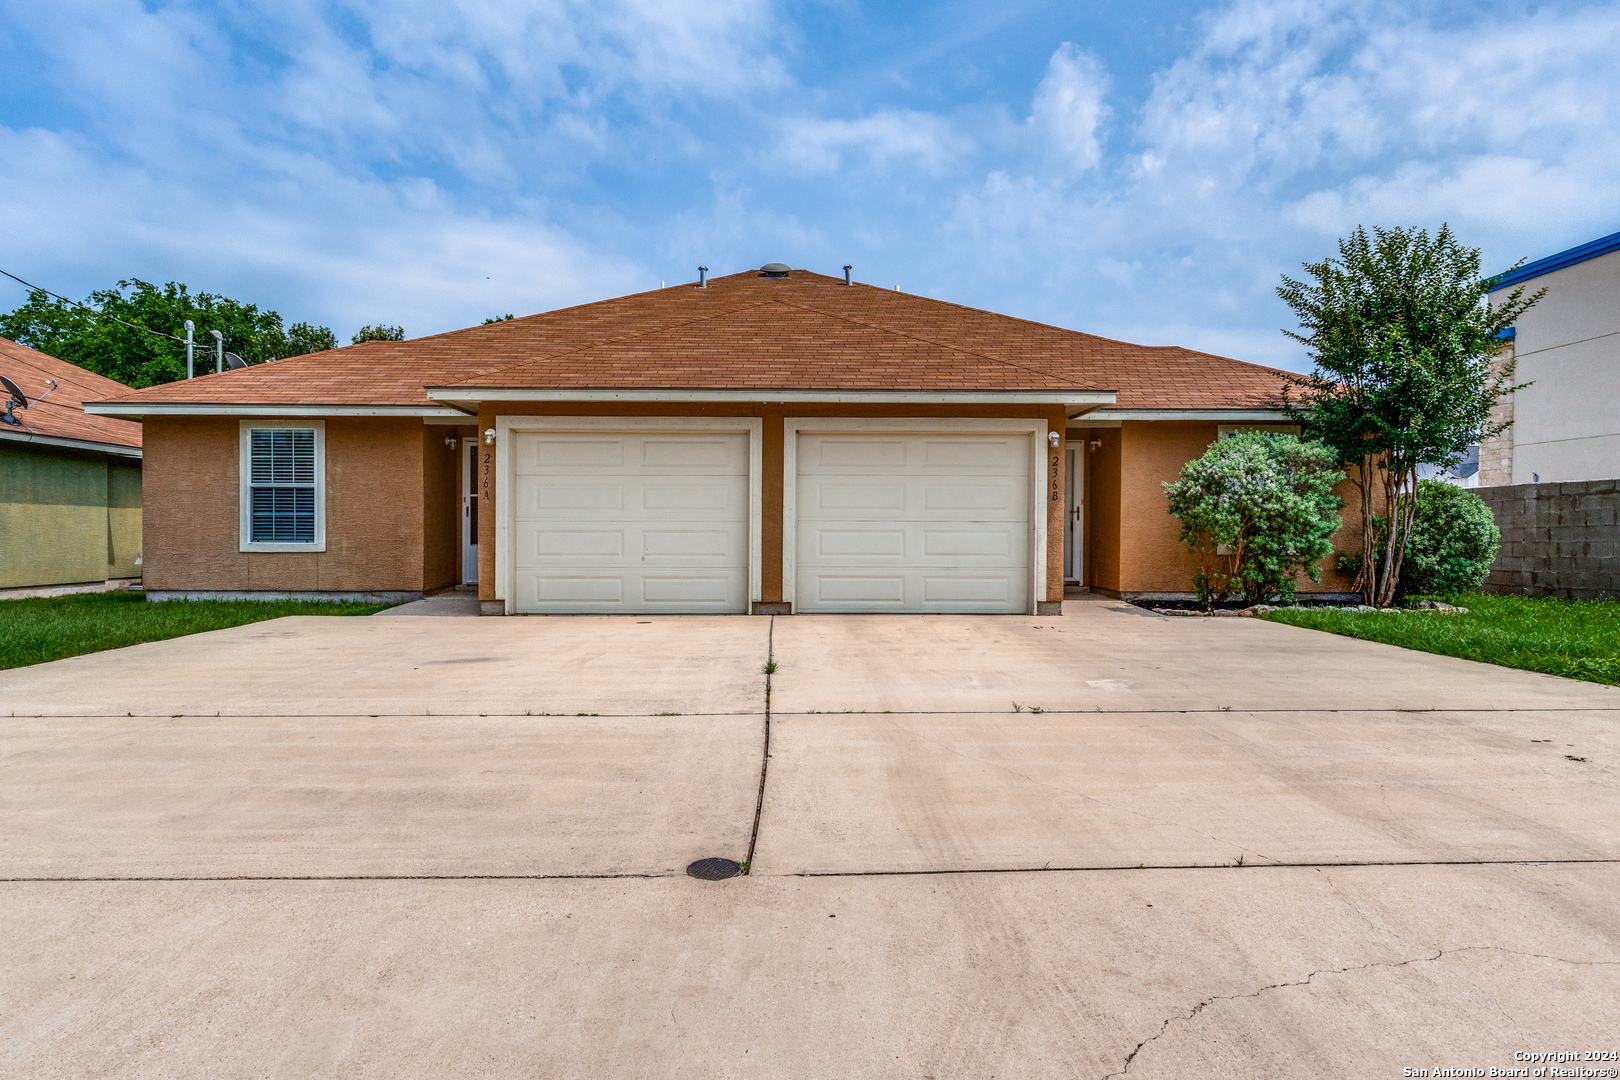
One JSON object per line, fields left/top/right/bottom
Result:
{"left": 1399, "top": 481, "right": 1500, "bottom": 599}
{"left": 1277, "top": 225, "right": 1540, "bottom": 606}
{"left": 287, "top": 321, "right": 338, "bottom": 355}
{"left": 0, "top": 280, "right": 337, "bottom": 388}
{"left": 352, "top": 324, "right": 405, "bottom": 343}
{"left": 482, "top": 314, "right": 515, "bottom": 324}
{"left": 1163, "top": 432, "right": 1345, "bottom": 607}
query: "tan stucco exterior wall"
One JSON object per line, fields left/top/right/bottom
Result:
{"left": 0, "top": 442, "right": 142, "bottom": 588}
{"left": 1079, "top": 420, "right": 1359, "bottom": 597}
{"left": 422, "top": 429, "right": 459, "bottom": 593}
{"left": 1079, "top": 427, "right": 1122, "bottom": 594}
{"left": 142, "top": 416, "right": 427, "bottom": 593}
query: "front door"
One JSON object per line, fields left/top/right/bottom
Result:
{"left": 462, "top": 439, "right": 479, "bottom": 585}
{"left": 1064, "top": 446, "right": 1083, "bottom": 582}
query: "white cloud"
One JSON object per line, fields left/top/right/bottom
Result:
{"left": 1028, "top": 43, "right": 1109, "bottom": 173}
{"left": 0, "top": 125, "right": 641, "bottom": 338}
{"left": 943, "top": 0, "right": 1620, "bottom": 369}
{"left": 777, "top": 109, "right": 968, "bottom": 174}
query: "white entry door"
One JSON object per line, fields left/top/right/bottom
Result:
{"left": 510, "top": 431, "right": 750, "bottom": 614}
{"left": 794, "top": 431, "right": 1031, "bottom": 613}
{"left": 461, "top": 439, "right": 479, "bottom": 585}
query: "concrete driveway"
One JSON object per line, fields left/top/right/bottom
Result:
{"left": 2, "top": 597, "right": 1617, "bottom": 1078}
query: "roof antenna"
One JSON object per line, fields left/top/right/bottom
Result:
{"left": 33, "top": 378, "right": 58, "bottom": 405}
{"left": 697, "top": 266, "right": 708, "bottom": 289}
{"left": 0, "top": 374, "right": 27, "bottom": 426}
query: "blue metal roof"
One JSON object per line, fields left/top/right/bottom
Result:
{"left": 1487, "top": 228, "right": 1620, "bottom": 292}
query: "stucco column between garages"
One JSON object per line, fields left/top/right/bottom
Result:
{"left": 474, "top": 404, "right": 1071, "bottom": 613}
{"left": 1045, "top": 415, "right": 1066, "bottom": 611}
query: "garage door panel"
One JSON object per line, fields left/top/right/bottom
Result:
{"left": 921, "top": 575, "right": 1019, "bottom": 603}
{"left": 641, "top": 437, "right": 746, "bottom": 469}
{"left": 812, "top": 438, "right": 909, "bottom": 469}
{"left": 796, "top": 431, "right": 1030, "bottom": 614}
{"left": 813, "top": 528, "right": 908, "bottom": 558}
{"left": 922, "top": 483, "right": 1018, "bottom": 513}
{"left": 523, "top": 437, "right": 626, "bottom": 469}
{"left": 531, "top": 529, "right": 625, "bottom": 558}
{"left": 513, "top": 431, "right": 749, "bottom": 614}
{"left": 641, "top": 528, "right": 736, "bottom": 558}
{"left": 921, "top": 437, "right": 1025, "bottom": 469}
{"left": 641, "top": 574, "right": 741, "bottom": 604}
{"left": 643, "top": 482, "right": 736, "bottom": 511}
{"left": 527, "top": 482, "right": 625, "bottom": 512}
{"left": 810, "top": 480, "right": 908, "bottom": 512}
{"left": 530, "top": 575, "right": 626, "bottom": 604}
{"left": 921, "top": 527, "right": 1015, "bottom": 558}
{"left": 812, "top": 574, "right": 907, "bottom": 604}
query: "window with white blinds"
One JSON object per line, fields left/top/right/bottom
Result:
{"left": 239, "top": 420, "right": 325, "bottom": 552}
{"left": 249, "top": 429, "right": 317, "bottom": 543}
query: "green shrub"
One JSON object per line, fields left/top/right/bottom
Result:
{"left": 1398, "top": 480, "right": 1500, "bottom": 598}
{"left": 1163, "top": 432, "right": 1345, "bottom": 606}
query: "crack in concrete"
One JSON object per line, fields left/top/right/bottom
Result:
{"left": 1102, "top": 945, "right": 1620, "bottom": 1079}
{"left": 1103, "top": 952, "right": 1443, "bottom": 1078}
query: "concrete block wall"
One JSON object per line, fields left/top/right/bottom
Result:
{"left": 1478, "top": 479, "right": 1620, "bottom": 600}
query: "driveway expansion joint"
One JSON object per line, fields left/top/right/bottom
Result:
{"left": 787, "top": 857, "right": 1620, "bottom": 878}
{"left": 742, "top": 616, "right": 775, "bottom": 875}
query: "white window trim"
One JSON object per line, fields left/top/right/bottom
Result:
{"left": 239, "top": 419, "right": 327, "bottom": 553}
{"left": 494, "top": 415, "right": 764, "bottom": 615}
{"left": 782, "top": 416, "right": 1049, "bottom": 616}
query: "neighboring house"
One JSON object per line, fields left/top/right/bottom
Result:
{"left": 85, "top": 268, "right": 1357, "bottom": 614}
{"left": 1, "top": 337, "right": 143, "bottom": 591}
{"left": 1481, "top": 229, "right": 1620, "bottom": 486}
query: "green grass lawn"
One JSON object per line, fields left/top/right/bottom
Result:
{"left": 0, "top": 590, "right": 391, "bottom": 671}
{"left": 1261, "top": 593, "right": 1620, "bottom": 686}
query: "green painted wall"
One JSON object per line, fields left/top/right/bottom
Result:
{"left": 0, "top": 442, "right": 143, "bottom": 588}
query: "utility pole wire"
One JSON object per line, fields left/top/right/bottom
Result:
{"left": 0, "top": 268, "right": 195, "bottom": 345}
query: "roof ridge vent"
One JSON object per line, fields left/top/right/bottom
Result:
{"left": 760, "top": 263, "right": 790, "bottom": 278}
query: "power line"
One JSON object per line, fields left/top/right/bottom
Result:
{"left": 0, "top": 268, "right": 193, "bottom": 345}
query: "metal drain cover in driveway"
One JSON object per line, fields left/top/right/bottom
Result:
{"left": 686, "top": 858, "right": 742, "bottom": 881}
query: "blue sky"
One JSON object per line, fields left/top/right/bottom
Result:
{"left": 2, "top": 0, "right": 1617, "bottom": 371}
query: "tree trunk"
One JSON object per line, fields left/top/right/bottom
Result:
{"left": 1359, "top": 456, "right": 1376, "bottom": 605}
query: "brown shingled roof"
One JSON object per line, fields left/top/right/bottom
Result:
{"left": 85, "top": 270, "right": 1291, "bottom": 411}
{"left": 0, "top": 337, "right": 142, "bottom": 451}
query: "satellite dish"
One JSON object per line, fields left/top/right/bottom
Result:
{"left": 0, "top": 374, "right": 25, "bottom": 426}
{"left": 224, "top": 351, "right": 247, "bottom": 370}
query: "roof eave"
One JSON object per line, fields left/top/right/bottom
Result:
{"left": 1094, "top": 408, "right": 1294, "bottom": 421}
{"left": 427, "top": 387, "right": 1118, "bottom": 408}
{"left": 83, "top": 403, "right": 475, "bottom": 419}
{"left": 0, "top": 427, "right": 142, "bottom": 457}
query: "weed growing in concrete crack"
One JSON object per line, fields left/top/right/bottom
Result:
{"left": 1029, "top": 706, "right": 1044, "bottom": 714}
{"left": 761, "top": 661, "right": 778, "bottom": 675}
{"left": 658, "top": 711, "right": 681, "bottom": 716}
{"left": 1219, "top": 705, "right": 1232, "bottom": 712}
{"left": 1234, "top": 855, "right": 1245, "bottom": 867}
{"left": 1012, "top": 702, "right": 1024, "bottom": 712}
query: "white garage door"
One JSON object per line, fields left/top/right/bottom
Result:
{"left": 511, "top": 431, "right": 750, "bottom": 614}
{"left": 795, "top": 431, "right": 1031, "bottom": 613}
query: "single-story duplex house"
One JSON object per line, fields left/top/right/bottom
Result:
{"left": 85, "top": 267, "right": 1356, "bottom": 614}
{"left": 2, "top": 336, "right": 143, "bottom": 592}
